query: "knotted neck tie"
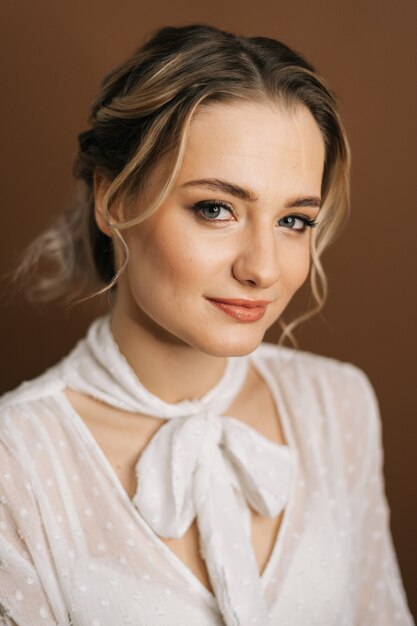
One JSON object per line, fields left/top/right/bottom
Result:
{"left": 61, "top": 316, "right": 294, "bottom": 626}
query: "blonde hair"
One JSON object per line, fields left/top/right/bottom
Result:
{"left": 15, "top": 24, "right": 350, "bottom": 345}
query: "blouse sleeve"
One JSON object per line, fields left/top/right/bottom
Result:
{"left": 0, "top": 417, "right": 67, "bottom": 626}
{"left": 349, "top": 369, "right": 414, "bottom": 625}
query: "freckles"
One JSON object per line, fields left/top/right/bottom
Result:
{"left": 298, "top": 253, "right": 311, "bottom": 286}
{"left": 280, "top": 242, "right": 311, "bottom": 290}
{"left": 159, "top": 225, "right": 226, "bottom": 283}
{"left": 149, "top": 229, "right": 207, "bottom": 286}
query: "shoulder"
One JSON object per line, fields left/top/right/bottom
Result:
{"left": 252, "top": 343, "right": 383, "bottom": 491}
{"left": 252, "top": 341, "right": 378, "bottom": 409}
{"left": 0, "top": 363, "right": 65, "bottom": 412}
{"left": 251, "top": 342, "right": 381, "bottom": 450}
{"left": 0, "top": 362, "right": 67, "bottom": 465}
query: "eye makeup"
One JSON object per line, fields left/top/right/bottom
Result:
{"left": 191, "top": 199, "right": 318, "bottom": 232}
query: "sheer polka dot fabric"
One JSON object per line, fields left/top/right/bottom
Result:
{"left": 0, "top": 317, "right": 414, "bottom": 625}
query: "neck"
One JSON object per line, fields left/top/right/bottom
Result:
{"left": 110, "top": 305, "right": 228, "bottom": 405}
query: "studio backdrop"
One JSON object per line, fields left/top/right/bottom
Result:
{"left": 1, "top": 0, "right": 416, "bottom": 615}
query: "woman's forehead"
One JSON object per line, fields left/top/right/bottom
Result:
{"left": 176, "top": 100, "right": 325, "bottom": 198}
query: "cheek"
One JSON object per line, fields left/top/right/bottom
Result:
{"left": 126, "top": 219, "right": 227, "bottom": 298}
{"left": 280, "top": 238, "right": 311, "bottom": 293}
{"left": 298, "top": 245, "right": 312, "bottom": 284}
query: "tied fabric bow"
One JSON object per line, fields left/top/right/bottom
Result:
{"left": 134, "top": 409, "right": 293, "bottom": 626}
{"left": 61, "top": 316, "right": 294, "bottom": 626}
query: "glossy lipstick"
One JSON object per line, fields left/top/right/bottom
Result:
{"left": 206, "top": 298, "right": 270, "bottom": 323}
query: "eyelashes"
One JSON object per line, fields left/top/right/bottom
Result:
{"left": 192, "top": 200, "right": 233, "bottom": 221}
{"left": 279, "top": 215, "right": 318, "bottom": 231}
{"left": 191, "top": 200, "right": 318, "bottom": 232}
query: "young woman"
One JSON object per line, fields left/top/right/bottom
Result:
{"left": 0, "top": 24, "right": 413, "bottom": 626}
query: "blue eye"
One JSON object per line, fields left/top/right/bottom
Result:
{"left": 192, "top": 201, "right": 318, "bottom": 232}
{"left": 278, "top": 215, "right": 318, "bottom": 232}
{"left": 192, "top": 200, "right": 233, "bottom": 221}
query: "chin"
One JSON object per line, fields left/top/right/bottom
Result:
{"left": 188, "top": 326, "right": 267, "bottom": 358}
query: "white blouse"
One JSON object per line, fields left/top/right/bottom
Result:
{"left": 0, "top": 316, "right": 414, "bottom": 626}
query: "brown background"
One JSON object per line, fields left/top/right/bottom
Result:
{"left": 1, "top": 0, "right": 416, "bottom": 616}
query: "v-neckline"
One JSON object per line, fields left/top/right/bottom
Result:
{"left": 58, "top": 344, "right": 298, "bottom": 610}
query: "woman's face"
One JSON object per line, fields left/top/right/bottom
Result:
{"left": 111, "top": 100, "right": 325, "bottom": 357}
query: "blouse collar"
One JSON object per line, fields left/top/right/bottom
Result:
{"left": 60, "top": 315, "right": 293, "bottom": 626}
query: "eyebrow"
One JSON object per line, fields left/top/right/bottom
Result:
{"left": 181, "top": 177, "right": 321, "bottom": 209}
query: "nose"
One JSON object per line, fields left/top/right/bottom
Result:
{"left": 231, "top": 223, "right": 281, "bottom": 288}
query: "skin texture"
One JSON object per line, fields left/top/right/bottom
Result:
{"left": 95, "top": 100, "right": 325, "bottom": 403}
{"left": 81, "top": 99, "right": 326, "bottom": 591}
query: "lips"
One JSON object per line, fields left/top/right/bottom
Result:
{"left": 206, "top": 297, "right": 271, "bottom": 322}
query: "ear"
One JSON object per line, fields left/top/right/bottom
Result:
{"left": 93, "top": 170, "right": 113, "bottom": 237}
